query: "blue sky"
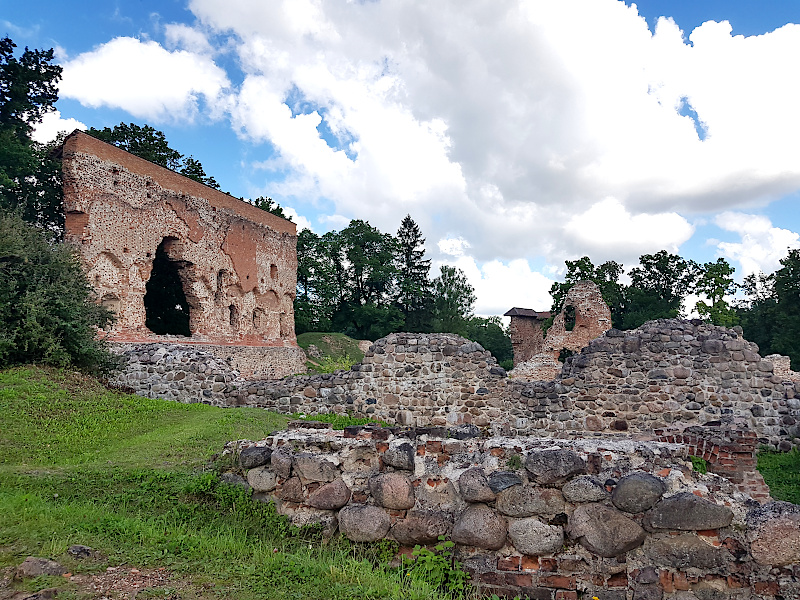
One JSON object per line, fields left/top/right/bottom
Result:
{"left": 4, "top": 0, "right": 800, "bottom": 316}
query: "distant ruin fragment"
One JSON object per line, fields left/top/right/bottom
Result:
{"left": 506, "top": 281, "right": 611, "bottom": 381}
{"left": 60, "top": 130, "right": 305, "bottom": 378}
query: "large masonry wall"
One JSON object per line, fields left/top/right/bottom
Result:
{"left": 62, "top": 131, "right": 305, "bottom": 377}
{"left": 112, "top": 320, "right": 800, "bottom": 449}
{"left": 218, "top": 422, "right": 798, "bottom": 599}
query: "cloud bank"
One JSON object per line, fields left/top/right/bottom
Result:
{"left": 56, "top": 0, "right": 800, "bottom": 312}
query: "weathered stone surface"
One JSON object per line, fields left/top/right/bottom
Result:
{"left": 293, "top": 453, "right": 339, "bottom": 483}
{"left": 390, "top": 510, "right": 452, "bottom": 545}
{"left": 338, "top": 505, "right": 390, "bottom": 542}
{"left": 240, "top": 445, "right": 272, "bottom": 469}
{"left": 747, "top": 501, "right": 800, "bottom": 565}
{"left": 496, "top": 485, "right": 565, "bottom": 517}
{"left": 16, "top": 557, "right": 66, "bottom": 577}
{"left": 383, "top": 442, "right": 415, "bottom": 470}
{"left": 451, "top": 504, "right": 507, "bottom": 550}
{"left": 562, "top": 475, "right": 608, "bottom": 503}
{"left": 633, "top": 584, "right": 664, "bottom": 600}
{"left": 487, "top": 471, "right": 522, "bottom": 493}
{"left": 290, "top": 506, "right": 338, "bottom": 537}
{"left": 67, "top": 545, "right": 94, "bottom": 558}
{"left": 270, "top": 447, "right": 293, "bottom": 478}
{"left": 507, "top": 518, "right": 564, "bottom": 555}
{"left": 524, "top": 449, "right": 586, "bottom": 485}
{"left": 369, "top": 473, "right": 415, "bottom": 509}
{"left": 458, "top": 468, "right": 496, "bottom": 503}
{"left": 278, "top": 476, "right": 304, "bottom": 503}
{"left": 612, "top": 472, "right": 665, "bottom": 513}
{"left": 307, "top": 478, "right": 351, "bottom": 510}
{"left": 247, "top": 466, "right": 278, "bottom": 492}
{"left": 644, "top": 534, "right": 729, "bottom": 569}
{"left": 568, "top": 504, "right": 646, "bottom": 557}
{"left": 220, "top": 472, "right": 249, "bottom": 489}
{"left": 644, "top": 493, "right": 733, "bottom": 531}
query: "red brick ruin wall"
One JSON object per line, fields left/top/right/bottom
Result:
{"left": 509, "top": 316, "right": 546, "bottom": 365}
{"left": 62, "top": 131, "right": 305, "bottom": 376}
{"left": 510, "top": 282, "right": 612, "bottom": 380}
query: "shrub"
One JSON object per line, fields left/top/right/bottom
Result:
{"left": 0, "top": 210, "right": 116, "bottom": 373}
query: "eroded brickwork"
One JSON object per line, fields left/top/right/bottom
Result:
{"left": 505, "top": 308, "right": 549, "bottom": 365}
{"left": 62, "top": 131, "right": 304, "bottom": 377}
{"left": 510, "top": 281, "right": 612, "bottom": 381}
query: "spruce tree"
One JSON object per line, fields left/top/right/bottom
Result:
{"left": 395, "top": 214, "right": 433, "bottom": 331}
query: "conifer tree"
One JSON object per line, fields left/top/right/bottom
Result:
{"left": 395, "top": 214, "right": 433, "bottom": 330}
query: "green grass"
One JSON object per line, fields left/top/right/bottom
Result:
{"left": 758, "top": 448, "right": 800, "bottom": 504}
{"left": 0, "top": 366, "right": 465, "bottom": 600}
{"left": 296, "top": 332, "right": 365, "bottom": 373}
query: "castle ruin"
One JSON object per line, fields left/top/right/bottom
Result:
{"left": 60, "top": 131, "right": 305, "bottom": 378}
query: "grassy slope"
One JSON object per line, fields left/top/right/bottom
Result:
{"left": 296, "top": 332, "right": 366, "bottom": 373}
{"left": 758, "top": 449, "right": 800, "bottom": 504}
{"left": 0, "top": 367, "right": 454, "bottom": 600}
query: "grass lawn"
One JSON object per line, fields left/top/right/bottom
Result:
{"left": 757, "top": 448, "right": 800, "bottom": 505}
{"left": 0, "top": 366, "right": 462, "bottom": 600}
{"left": 296, "top": 332, "right": 366, "bottom": 373}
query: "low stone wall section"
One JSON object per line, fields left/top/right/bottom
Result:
{"left": 111, "top": 321, "right": 800, "bottom": 449}
{"left": 218, "top": 422, "right": 797, "bottom": 600}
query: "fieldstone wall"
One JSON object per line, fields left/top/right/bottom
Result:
{"left": 219, "top": 422, "right": 798, "bottom": 600}
{"left": 112, "top": 320, "right": 800, "bottom": 449}
{"left": 61, "top": 131, "right": 304, "bottom": 378}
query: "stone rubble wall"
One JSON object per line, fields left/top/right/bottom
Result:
{"left": 112, "top": 320, "right": 800, "bottom": 450}
{"left": 219, "top": 422, "right": 798, "bottom": 600}
{"left": 766, "top": 354, "right": 800, "bottom": 382}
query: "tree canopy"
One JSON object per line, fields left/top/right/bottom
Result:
{"left": 0, "top": 37, "right": 64, "bottom": 232}
{"left": 0, "top": 211, "right": 116, "bottom": 373}
{"left": 87, "top": 122, "right": 221, "bottom": 189}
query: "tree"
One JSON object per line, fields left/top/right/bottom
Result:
{"left": 0, "top": 210, "right": 116, "bottom": 373}
{"left": 769, "top": 250, "right": 800, "bottom": 369}
{"left": 464, "top": 316, "right": 512, "bottom": 364}
{"left": 548, "top": 256, "right": 625, "bottom": 328}
{"left": 87, "top": 122, "right": 221, "bottom": 189}
{"left": 432, "top": 265, "right": 476, "bottom": 334}
{"left": 395, "top": 215, "right": 433, "bottom": 331}
{"left": 251, "top": 196, "right": 292, "bottom": 221}
{"left": 694, "top": 258, "right": 739, "bottom": 326}
{"left": 179, "top": 156, "right": 220, "bottom": 189}
{"left": 738, "top": 271, "right": 777, "bottom": 356}
{"left": 621, "top": 251, "right": 697, "bottom": 329}
{"left": 87, "top": 123, "right": 182, "bottom": 170}
{"left": 0, "top": 37, "right": 64, "bottom": 232}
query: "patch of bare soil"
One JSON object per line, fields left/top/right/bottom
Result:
{"left": 1, "top": 563, "right": 211, "bottom": 600}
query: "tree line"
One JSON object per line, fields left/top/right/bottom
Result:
{"left": 0, "top": 35, "right": 797, "bottom": 373}
{"left": 295, "top": 216, "right": 512, "bottom": 365}
{"left": 548, "top": 251, "right": 800, "bottom": 369}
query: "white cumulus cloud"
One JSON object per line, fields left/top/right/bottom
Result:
{"left": 60, "top": 37, "right": 230, "bottom": 122}
{"left": 715, "top": 212, "right": 800, "bottom": 276}
{"left": 31, "top": 110, "right": 86, "bottom": 143}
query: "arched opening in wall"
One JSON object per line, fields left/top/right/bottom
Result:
{"left": 252, "top": 308, "right": 265, "bottom": 331}
{"left": 564, "top": 305, "right": 576, "bottom": 332}
{"left": 229, "top": 304, "right": 239, "bottom": 329}
{"left": 144, "top": 238, "right": 191, "bottom": 336}
{"left": 270, "top": 264, "right": 278, "bottom": 279}
{"left": 559, "top": 348, "right": 575, "bottom": 363}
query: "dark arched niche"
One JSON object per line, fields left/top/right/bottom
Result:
{"left": 144, "top": 237, "right": 191, "bottom": 336}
